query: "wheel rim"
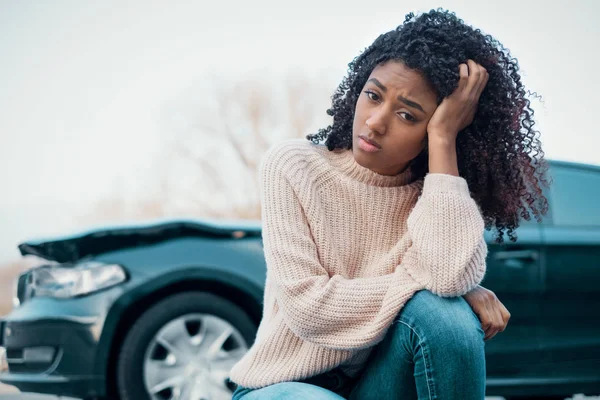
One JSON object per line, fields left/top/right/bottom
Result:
{"left": 143, "top": 313, "right": 249, "bottom": 400}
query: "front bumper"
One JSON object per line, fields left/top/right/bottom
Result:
{"left": 0, "top": 287, "right": 123, "bottom": 398}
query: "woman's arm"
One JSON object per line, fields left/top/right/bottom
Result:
{"left": 259, "top": 144, "right": 425, "bottom": 351}
{"left": 400, "top": 172, "right": 488, "bottom": 297}
{"left": 400, "top": 59, "right": 489, "bottom": 297}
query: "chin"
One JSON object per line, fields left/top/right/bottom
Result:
{"left": 351, "top": 146, "right": 375, "bottom": 168}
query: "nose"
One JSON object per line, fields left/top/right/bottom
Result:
{"left": 365, "top": 107, "right": 388, "bottom": 136}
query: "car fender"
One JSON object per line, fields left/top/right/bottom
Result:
{"left": 92, "top": 265, "right": 264, "bottom": 383}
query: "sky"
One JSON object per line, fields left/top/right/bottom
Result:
{"left": 0, "top": 0, "right": 598, "bottom": 262}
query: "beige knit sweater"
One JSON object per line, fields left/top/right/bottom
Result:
{"left": 229, "top": 138, "right": 488, "bottom": 389}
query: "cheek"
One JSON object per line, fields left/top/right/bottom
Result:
{"left": 353, "top": 100, "right": 366, "bottom": 130}
{"left": 393, "top": 123, "right": 427, "bottom": 142}
{"left": 387, "top": 125, "right": 428, "bottom": 155}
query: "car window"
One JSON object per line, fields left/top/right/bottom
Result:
{"left": 547, "top": 164, "right": 600, "bottom": 227}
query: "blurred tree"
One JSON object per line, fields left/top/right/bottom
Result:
{"left": 80, "top": 73, "right": 334, "bottom": 225}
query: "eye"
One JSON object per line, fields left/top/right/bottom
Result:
{"left": 364, "top": 90, "right": 380, "bottom": 102}
{"left": 399, "top": 112, "right": 416, "bottom": 122}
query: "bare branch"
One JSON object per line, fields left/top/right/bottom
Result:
{"left": 82, "top": 73, "right": 334, "bottom": 223}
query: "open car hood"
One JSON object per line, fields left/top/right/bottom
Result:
{"left": 18, "top": 218, "right": 262, "bottom": 263}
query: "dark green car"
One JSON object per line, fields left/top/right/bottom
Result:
{"left": 1, "top": 160, "right": 598, "bottom": 400}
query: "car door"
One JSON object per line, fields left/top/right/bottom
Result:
{"left": 481, "top": 221, "right": 545, "bottom": 376}
{"left": 539, "top": 162, "right": 600, "bottom": 375}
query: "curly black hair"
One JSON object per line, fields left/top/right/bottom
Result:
{"left": 306, "top": 8, "right": 550, "bottom": 243}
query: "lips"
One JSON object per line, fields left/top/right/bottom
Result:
{"left": 359, "top": 135, "right": 381, "bottom": 149}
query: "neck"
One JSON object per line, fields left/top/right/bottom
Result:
{"left": 328, "top": 148, "right": 414, "bottom": 187}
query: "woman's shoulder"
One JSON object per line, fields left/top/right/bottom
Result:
{"left": 260, "top": 138, "right": 333, "bottom": 177}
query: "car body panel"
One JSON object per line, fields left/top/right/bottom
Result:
{"left": 18, "top": 218, "right": 262, "bottom": 263}
{"left": 481, "top": 225, "right": 545, "bottom": 379}
{"left": 0, "top": 287, "right": 123, "bottom": 397}
{"left": 536, "top": 162, "right": 600, "bottom": 381}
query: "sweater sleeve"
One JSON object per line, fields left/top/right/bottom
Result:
{"left": 259, "top": 145, "right": 426, "bottom": 351}
{"left": 400, "top": 173, "right": 488, "bottom": 297}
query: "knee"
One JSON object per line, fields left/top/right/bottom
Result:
{"left": 396, "top": 290, "right": 484, "bottom": 349}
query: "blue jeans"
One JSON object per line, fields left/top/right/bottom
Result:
{"left": 231, "top": 289, "right": 486, "bottom": 399}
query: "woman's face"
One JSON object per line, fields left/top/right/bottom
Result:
{"left": 352, "top": 60, "right": 438, "bottom": 176}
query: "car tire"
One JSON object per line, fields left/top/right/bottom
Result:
{"left": 116, "top": 291, "right": 256, "bottom": 400}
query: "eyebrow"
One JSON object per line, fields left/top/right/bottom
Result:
{"left": 367, "top": 78, "right": 425, "bottom": 113}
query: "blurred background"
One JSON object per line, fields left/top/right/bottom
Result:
{"left": 0, "top": 0, "right": 599, "bottom": 398}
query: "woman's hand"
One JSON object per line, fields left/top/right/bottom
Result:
{"left": 462, "top": 285, "right": 510, "bottom": 341}
{"left": 427, "top": 59, "right": 489, "bottom": 142}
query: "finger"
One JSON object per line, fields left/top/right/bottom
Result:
{"left": 480, "top": 316, "right": 492, "bottom": 333}
{"left": 483, "top": 322, "right": 496, "bottom": 340}
{"left": 475, "top": 67, "right": 489, "bottom": 97}
{"left": 503, "top": 307, "right": 511, "bottom": 323}
{"left": 468, "top": 61, "right": 488, "bottom": 100}
{"left": 483, "top": 326, "right": 493, "bottom": 340}
{"left": 499, "top": 304, "right": 511, "bottom": 331}
{"left": 494, "top": 300, "right": 505, "bottom": 330}
{"left": 465, "top": 59, "right": 482, "bottom": 93}
{"left": 484, "top": 322, "right": 499, "bottom": 340}
{"left": 485, "top": 329, "right": 499, "bottom": 341}
{"left": 482, "top": 301, "right": 498, "bottom": 340}
{"left": 457, "top": 63, "right": 469, "bottom": 90}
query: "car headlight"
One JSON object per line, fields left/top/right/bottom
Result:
{"left": 15, "top": 261, "right": 127, "bottom": 303}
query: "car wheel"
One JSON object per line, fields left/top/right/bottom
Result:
{"left": 116, "top": 291, "right": 256, "bottom": 400}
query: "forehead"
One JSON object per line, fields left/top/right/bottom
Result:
{"left": 367, "top": 61, "right": 437, "bottom": 107}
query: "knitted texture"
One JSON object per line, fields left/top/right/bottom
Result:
{"left": 229, "top": 138, "right": 488, "bottom": 389}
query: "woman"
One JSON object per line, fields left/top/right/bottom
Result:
{"left": 229, "top": 8, "right": 549, "bottom": 400}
